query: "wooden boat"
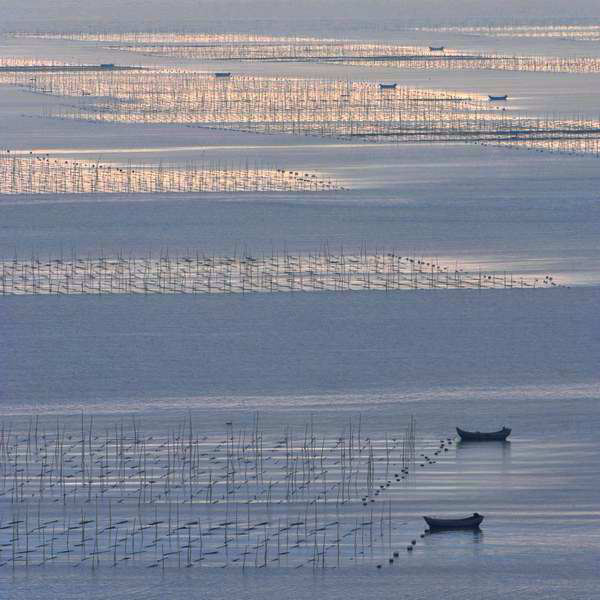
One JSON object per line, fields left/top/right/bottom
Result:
{"left": 488, "top": 94, "right": 508, "bottom": 101}
{"left": 424, "top": 513, "right": 484, "bottom": 530}
{"left": 456, "top": 427, "right": 511, "bottom": 441}
{"left": 429, "top": 46, "right": 445, "bottom": 51}
{"left": 379, "top": 82, "right": 397, "bottom": 89}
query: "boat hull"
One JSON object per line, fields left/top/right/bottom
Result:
{"left": 424, "top": 515, "right": 484, "bottom": 530}
{"left": 456, "top": 427, "right": 511, "bottom": 441}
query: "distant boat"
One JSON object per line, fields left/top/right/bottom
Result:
{"left": 456, "top": 427, "right": 511, "bottom": 441}
{"left": 488, "top": 94, "right": 508, "bottom": 101}
{"left": 100, "top": 63, "right": 115, "bottom": 69}
{"left": 429, "top": 46, "right": 445, "bottom": 51}
{"left": 215, "top": 72, "right": 232, "bottom": 78}
{"left": 424, "top": 513, "right": 484, "bottom": 530}
{"left": 379, "top": 83, "right": 397, "bottom": 89}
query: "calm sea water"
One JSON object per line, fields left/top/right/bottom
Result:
{"left": 1, "top": 292, "right": 599, "bottom": 598}
{"left": 1, "top": 21, "right": 599, "bottom": 599}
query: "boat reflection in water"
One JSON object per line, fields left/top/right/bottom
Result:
{"left": 426, "top": 528, "right": 485, "bottom": 543}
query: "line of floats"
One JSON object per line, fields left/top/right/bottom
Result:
{"left": 377, "top": 424, "right": 511, "bottom": 567}
{"left": 421, "top": 426, "right": 510, "bottom": 535}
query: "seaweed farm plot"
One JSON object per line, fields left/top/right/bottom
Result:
{"left": 16, "top": 32, "right": 600, "bottom": 74}
{"left": 333, "top": 52, "right": 600, "bottom": 75}
{"left": 0, "top": 253, "right": 559, "bottom": 296}
{"left": 2, "top": 67, "right": 599, "bottom": 155}
{"left": 17, "top": 32, "right": 329, "bottom": 44}
{"left": 1, "top": 68, "right": 489, "bottom": 137}
{"left": 0, "top": 153, "right": 341, "bottom": 194}
{"left": 115, "top": 44, "right": 600, "bottom": 75}
{"left": 0, "top": 57, "right": 141, "bottom": 74}
{"left": 0, "top": 415, "right": 441, "bottom": 569}
{"left": 417, "top": 24, "right": 600, "bottom": 42}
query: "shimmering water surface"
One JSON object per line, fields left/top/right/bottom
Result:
{"left": 1, "top": 16, "right": 599, "bottom": 600}
{"left": 1, "top": 292, "right": 599, "bottom": 597}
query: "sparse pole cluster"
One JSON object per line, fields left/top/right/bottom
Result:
{"left": 0, "top": 414, "right": 435, "bottom": 569}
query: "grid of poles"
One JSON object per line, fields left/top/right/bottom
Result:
{"left": 15, "top": 32, "right": 600, "bottom": 73}
{"left": 0, "top": 153, "right": 342, "bottom": 195}
{"left": 2, "top": 67, "right": 599, "bottom": 156}
{"left": 416, "top": 24, "right": 600, "bottom": 42}
{"left": 0, "top": 252, "right": 558, "bottom": 296}
{"left": 3, "top": 69, "right": 486, "bottom": 127}
{"left": 0, "top": 415, "right": 437, "bottom": 569}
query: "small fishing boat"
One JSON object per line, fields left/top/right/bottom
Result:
{"left": 429, "top": 46, "right": 445, "bottom": 51}
{"left": 456, "top": 427, "right": 511, "bottom": 441}
{"left": 379, "top": 82, "right": 397, "bottom": 89}
{"left": 424, "top": 513, "right": 484, "bottom": 530}
{"left": 488, "top": 94, "right": 508, "bottom": 101}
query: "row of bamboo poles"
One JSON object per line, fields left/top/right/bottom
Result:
{"left": 15, "top": 31, "right": 600, "bottom": 71}
{"left": 416, "top": 24, "right": 600, "bottom": 42}
{"left": 2, "top": 68, "right": 599, "bottom": 156}
{"left": 115, "top": 43, "right": 600, "bottom": 75}
{"left": 0, "top": 252, "right": 558, "bottom": 296}
{"left": 0, "top": 153, "right": 341, "bottom": 195}
{"left": 17, "top": 32, "right": 327, "bottom": 44}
